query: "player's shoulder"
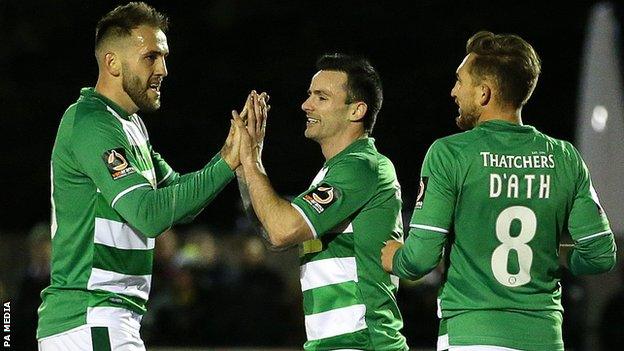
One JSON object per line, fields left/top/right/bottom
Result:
{"left": 329, "top": 144, "right": 383, "bottom": 185}
{"left": 435, "top": 129, "right": 484, "bottom": 150}
{"left": 70, "top": 97, "right": 118, "bottom": 130}
{"left": 531, "top": 128, "right": 580, "bottom": 159}
{"left": 424, "top": 130, "right": 478, "bottom": 160}
{"left": 334, "top": 150, "right": 378, "bottom": 174}
{"left": 337, "top": 139, "right": 383, "bottom": 167}
{"left": 59, "top": 99, "right": 122, "bottom": 149}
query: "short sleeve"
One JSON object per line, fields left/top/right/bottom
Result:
{"left": 71, "top": 112, "right": 153, "bottom": 205}
{"left": 291, "top": 156, "right": 377, "bottom": 238}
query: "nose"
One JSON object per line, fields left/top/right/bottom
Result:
{"left": 301, "top": 96, "right": 313, "bottom": 113}
{"left": 156, "top": 56, "right": 168, "bottom": 77}
{"left": 450, "top": 82, "right": 458, "bottom": 98}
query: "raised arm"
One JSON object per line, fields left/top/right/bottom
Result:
{"left": 72, "top": 112, "right": 241, "bottom": 237}
{"left": 234, "top": 92, "right": 313, "bottom": 248}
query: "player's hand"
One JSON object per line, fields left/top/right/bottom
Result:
{"left": 381, "top": 240, "right": 403, "bottom": 273}
{"left": 220, "top": 118, "right": 242, "bottom": 170}
{"left": 232, "top": 111, "right": 256, "bottom": 169}
{"left": 243, "top": 90, "right": 270, "bottom": 156}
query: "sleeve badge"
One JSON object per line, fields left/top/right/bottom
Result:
{"left": 302, "top": 183, "right": 340, "bottom": 213}
{"left": 102, "top": 148, "right": 136, "bottom": 180}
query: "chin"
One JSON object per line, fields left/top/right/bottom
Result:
{"left": 455, "top": 116, "right": 473, "bottom": 131}
{"left": 145, "top": 99, "right": 161, "bottom": 112}
{"left": 304, "top": 128, "right": 321, "bottom": 141}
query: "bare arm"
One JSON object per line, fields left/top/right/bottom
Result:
{"left": 241, "top": 160, "right": 314, "bottom": 247}
{"left": 233, "top": 93, "right": 313, "bottom": 247}
{"left": 234, "top": 92, "right": 283, "bottom": 248}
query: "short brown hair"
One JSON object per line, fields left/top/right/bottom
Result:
{"left": 95, "top": 2, "right": 168, "bottom": 51}
{"left": 466, "top": 31, "right": 541, "bottom": 108}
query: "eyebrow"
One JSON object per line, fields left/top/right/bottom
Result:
{"left": 308, "top": 89, "right": 331, "bottom": 96}
{"left": 144, "top": 49, "right": 168, "bottom": 57}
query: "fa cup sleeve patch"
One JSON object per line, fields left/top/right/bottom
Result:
{"left": 415, "top": 177, "right": 428, "bottom": 209}
{"left": 102, "top": 148, "right": 136, "bottom": 180}
{"left": 303, "top": 183, "right": 340, "bottom": 213}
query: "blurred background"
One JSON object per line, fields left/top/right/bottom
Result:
{"left": 1, "top": 0, "right": 623, "bottom": 350}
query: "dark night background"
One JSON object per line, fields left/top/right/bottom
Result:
{"left": 3, "top": 0, "right": 623, "bottom": 233}
{"left": 1, "top": 0, "right": 624, "bottom": 350}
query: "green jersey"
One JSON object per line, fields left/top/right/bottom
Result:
{"left": 37, "top": 88, "right": 234, "bottom": 339}
{"left": 393, "top": 120, "right": 616, "bottom": 350}
{"left": 291, "top": 138, "right": 408, "bottom": 351}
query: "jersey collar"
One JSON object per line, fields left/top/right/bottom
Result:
{"left": 80, "top": 87, "right": 133, "bottom": 120}
{"left": 476, "top": 120, "right": 537, "bottom": 134}
{"left": 325, "top": 137, "right": 375, "bottom": 167}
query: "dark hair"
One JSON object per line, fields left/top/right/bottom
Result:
{"left": 466, "top": 31, "right": 541, "bottom": 108}
{"left": 316, "top": 53, "right": 383, "bottom": 134}
{"left": 95, "top": 2, "right": 169, "bottom": 50}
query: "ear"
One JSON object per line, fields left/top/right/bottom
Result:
{"left": 104, "top": 52, "right": 122, "bottom": 77}
{"left": 479, "top": 84, "right": 491, "bottom": 106}
{"left": 348, "top": 101, "right": 368, "bottom": 122}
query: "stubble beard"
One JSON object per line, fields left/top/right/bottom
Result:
{"left": 122, "top": 67, "right": 160, "bottom": 113}
{"left": 455, "top": 104, "right": 480, "bottom": 131}
{"left": 304, "top": 122, "right": 321, "bottom": 142}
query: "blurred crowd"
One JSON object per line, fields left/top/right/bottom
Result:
{"left": 1, "top": 219, "right": 623, "bottom": 350}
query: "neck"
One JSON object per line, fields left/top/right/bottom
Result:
{"left": 478, "top": 105, "right": 523, "bottom": 125}
{"left": 95, "top": 75, "right": 138, "bottom": 115}
{"left": 319, "top": 130, "right": 367, "bottom": 160}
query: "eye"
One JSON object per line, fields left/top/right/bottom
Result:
{"left": 318, "top": 96, "right": 327, "bottom": 101}
{"left": 145, "top": 54, "right": 157, "bottom": 62}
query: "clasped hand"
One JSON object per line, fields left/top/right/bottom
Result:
{"left": 221, "top": 90, "right": 270, "bottom": 170}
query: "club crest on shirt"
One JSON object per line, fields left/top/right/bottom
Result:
{"left": 102, "top": 148, "right": 135, "bottom": 180}
{"left": 303, "top": 183, "right": 340, "bottom": 213}
{"left": 415, "top": 177, "right": 428, "bottom": 209}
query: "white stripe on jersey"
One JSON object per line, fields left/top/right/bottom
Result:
{"left": 437, "top": 333, "right": 449, "bottom": 350}
{"left": 291, "top": 203, "right": 318, "bottom": 238}
{"left": 304, "top": 304, "right": 367, "bottom": 341}
{"left": 300, "top": 257, "right": 358, "bottom": 292}
{"left": 157, "top": 168, "right": 173, "bottom": 186}
{"left": 577, "top": 229, "right": 612, "bottom": 242}
{"left": 410, "top": 223, "right": 449, "bottom": 234}
{"left": 50, "top": 162, "right": 58, "bottom": 239}
{"left": 94, "top": 218, "right": 155, "bottom": 250}
{"left": 86, "top": 306, "right": 142, "bottom": 334}
{"left": 111, "top": 183, "right": 151, "bottom": 208}
{"left": 87, "top": 268, "right": 151, "bottom": 301}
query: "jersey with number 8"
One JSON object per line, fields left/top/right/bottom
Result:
{"left": 398, "top": 120, "right": 614, "bottom": 350}
{"left": 492, "top": 205, "right": 536, "bottom": 287}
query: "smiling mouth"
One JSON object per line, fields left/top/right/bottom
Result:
{"left": 306, "top": 117, "right": 319, "bottom": 125}
{"left": 148, "top": 82, "right": 161, "bottom": 94}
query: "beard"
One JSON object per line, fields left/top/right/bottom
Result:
{"left": 122, "top": 64, "right": 160, "bottom": 112}
{"left": 455, "top": 103, "right": 480, "bottom": 131}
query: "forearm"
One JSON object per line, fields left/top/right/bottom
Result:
{"left": 243, "top": 162, "right": 308, "bottom": 247}
{"left": 168, "top": 155, "right": 228, "bottom": 223}
{"left": 237, "top": 168, "right": 274, "bottom": 244}
{"left": 115, "top": 154, "right": 234, "bottom": 237}
{"left": 393, "top": 229, "right": 446, "bottom": 280}
{"left": 568, "top": 233, "right": 617, "bottom": 275}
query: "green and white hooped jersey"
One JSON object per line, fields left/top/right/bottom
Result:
{"left": 291, "top": 138, "right": 408, "bottom": 351}
{"left": 38, "top": 88, "right": 235, "bottom": 339}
